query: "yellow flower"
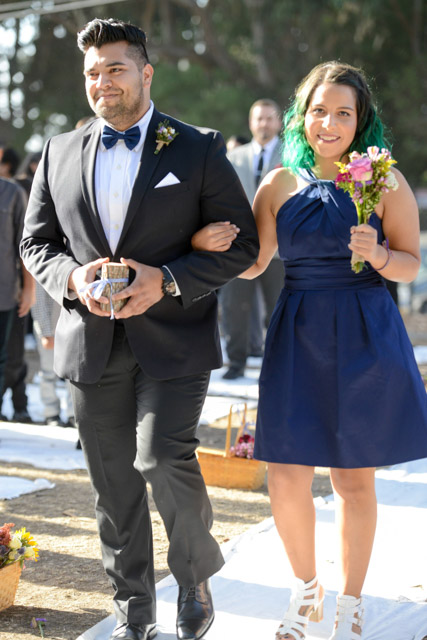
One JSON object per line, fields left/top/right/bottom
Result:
{"left": 16, "top": 528, "right": 39, "bottom": 560}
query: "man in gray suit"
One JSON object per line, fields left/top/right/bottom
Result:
{"left": 222, "top": 99, "right": 284, "bottom": 379}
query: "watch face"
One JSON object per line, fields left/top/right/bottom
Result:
{"left": 162, "top": 270, "right": 176, "bottom": 295}
{"left": 166, "top": 281, "right": 176, "bottom": 294}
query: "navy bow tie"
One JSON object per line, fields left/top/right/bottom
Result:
{"left": 102, "top": 125, "right": 141, "bottom": 150}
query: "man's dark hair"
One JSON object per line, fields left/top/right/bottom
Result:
{"left": 0, "top": 147, "right": 21, "bottom": 176}
{"left": 77, "top": 18, "right": 150, "bottom": 67}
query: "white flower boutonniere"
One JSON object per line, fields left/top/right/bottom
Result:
{"left": 154, "top": 119, "right": 179, "bottom": 155}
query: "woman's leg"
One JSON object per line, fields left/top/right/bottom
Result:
{"left": 268, "top": 463, "right": 316, "bottom": 581}
{"left": 269, "top": 464, "right": 323, "bottom": 639}
{"left": 329, "top": 467, "right": 377, "bottom": 597}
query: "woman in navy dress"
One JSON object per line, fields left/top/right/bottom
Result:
{"left": 241, "top": 62, "right": 427, "bottom": 640}
{"left": 193, "top": 61, "right": 427, "bottom": 639}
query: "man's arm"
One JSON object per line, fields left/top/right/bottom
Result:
{"left": 166, "top": 132, "right": 259, "bottom": 308}
{"left": 113, "top": 131, "right": 259, "bottom": 317}
{"left": 18, "top": 262, "right": 36, "bottom": 317}
{"left": 20, "top": 140, "right": 87, "bottom": 307}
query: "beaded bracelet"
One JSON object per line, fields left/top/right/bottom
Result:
{"left": 377, "top": 237, "right": 393, "bottom": 271}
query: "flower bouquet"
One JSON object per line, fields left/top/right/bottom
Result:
{"left": 335, "top": 146, "right": 399, "bottom": 273}
{"left": 0, "top": 523, "right": 39, "bottom": 611}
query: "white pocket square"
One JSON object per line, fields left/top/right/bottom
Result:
{"left": 154, "top": 172, "right": 181, "bottom": 188}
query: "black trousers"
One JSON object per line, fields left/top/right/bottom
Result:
{"left": 3, "top": 308, "right": 29, "bottom": 413}
{"left": 70, "top": 324, "right": 224, "bottom": 625}
{"left": 0, "top": 308, "right": 15, "bottom": 399}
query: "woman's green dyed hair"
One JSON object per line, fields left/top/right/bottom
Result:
{"left": 282, "top": 61, "right": 389, "bottom": 172}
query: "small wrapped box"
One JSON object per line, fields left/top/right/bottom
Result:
{"left": 99, "top": 262, "right": 129, "bottom": 314}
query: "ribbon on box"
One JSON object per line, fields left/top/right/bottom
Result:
{"left": 79, "top": 278, "right": 128, "bottom": 320}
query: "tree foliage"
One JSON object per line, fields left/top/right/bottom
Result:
{"left": 0, "top": 0, "right": 426, "bottom": 186}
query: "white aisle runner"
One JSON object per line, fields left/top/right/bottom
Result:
{"left": 79, "top": 458, "right": 427, "bottom": 640}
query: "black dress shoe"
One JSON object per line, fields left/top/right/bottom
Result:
{"left": 46, "top": 414, "right": 65, "bottom": 427}
{"left": 222, "top": 366, "right": 245, "bottom": 380}
{"left": 12, "top": 410, "right": 33, "bottom": 424}
{"left": 110, "top": 622, "right": 156, "bottom": 640}
{"left": 176, "top": 580, "right": 214, "bottom": 640}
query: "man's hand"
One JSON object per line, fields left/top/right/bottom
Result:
{"left": 68, "top": 257, "right": 111, "bottom": 317}
{"left": 41, "top": 336, "right": 55, "bottom": 350}
{"left": 113, "top": 258, "right": 163, "bottom": 319}
{"left": 18, "top": 263, "right": 36, "bottom": 317}
{"left": 18, "top": 285, "right": 36, "bottom": 317}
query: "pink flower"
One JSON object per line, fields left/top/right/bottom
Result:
{"left": 347, "top": 156, "right": 373, "bottom": 182}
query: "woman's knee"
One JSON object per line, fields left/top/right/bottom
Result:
{"left": 268, "top": 463, "right": 315, "bottom": 495}
{"left": 330, "top": 468, "right": 375, "bottom": 502}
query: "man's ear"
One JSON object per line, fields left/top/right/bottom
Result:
{"left": 142, "top": 64, "right": 154, "bottom": 88}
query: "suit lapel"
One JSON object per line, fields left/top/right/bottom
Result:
{"left": 80, "top": 123, "right": 112, "bottom": 256}
{"left": 244, "top": 144, "right": 254, "bottom": 180}
{"left": 266, "top": 140, "right": 282, "bottom": 172}
{"left": 115, "top": 109, "right": 164, "bottom": 253}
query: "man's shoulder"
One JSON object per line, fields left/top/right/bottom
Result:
{"left": 155, "top": 112, "right": 222, "bottom": 146}
{"left": 228, "top": 142, "right": 253, "bottom": 163}
{"left": 48, "top": 118, "right": 99, "bottom": 149}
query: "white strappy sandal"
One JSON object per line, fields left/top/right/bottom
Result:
{"left": 329, "top": 594, "right": 363, "bottom": 639}
{"left": 276, "top": 575, "right": 324, "bottom": 639}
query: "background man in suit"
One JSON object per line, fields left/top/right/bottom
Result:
{"left": 21, "top": 18, "right": 258, "bottom": 640}
{"left": 221, "top": 99, "right": 284, "bottom": 379}
{"left": 0, "top": 175, "right": 30, "bottom": 415}
{"left": 0, "top": 146, "right": 35, "bottom": 423}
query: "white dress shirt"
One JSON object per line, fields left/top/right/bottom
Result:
{"left": 67, "top": 100, "right": 181, "bottom": 300}
{"left": 95, "top": 101, "right": 154, "bottom": 254}
{"left": 252, "top": 135, "right": 279, "bottom": 176}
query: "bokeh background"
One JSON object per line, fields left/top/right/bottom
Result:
{"left": 0, "top": 0, "right": 426, "bottom": 216}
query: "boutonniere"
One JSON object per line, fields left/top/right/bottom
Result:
{"left": 154, "top": 119, "right": 179, "bottom": 155}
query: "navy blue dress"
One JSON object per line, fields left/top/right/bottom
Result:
{"left": 254, "top": 169, "right": 427, "bottom": 468}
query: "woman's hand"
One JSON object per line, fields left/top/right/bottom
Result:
{"left": 348, "top": 224, "right": 385, "bottom": 266}
{"left": 191, "top": 221, "right": 239, "bottom": 252}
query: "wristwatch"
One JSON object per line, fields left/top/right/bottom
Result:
{"left": 160, "top": 266, "right": 177, "bottom": 296}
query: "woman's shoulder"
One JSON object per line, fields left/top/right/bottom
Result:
{"left": 258, "top": 167, "right": 308, "bottom": 216}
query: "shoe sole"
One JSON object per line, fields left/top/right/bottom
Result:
{"left": 111, "top": 624, "right": 157, "bottom": 639}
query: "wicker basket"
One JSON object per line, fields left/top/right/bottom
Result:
{"left": 197, "top": 404, "right": 267, "bottom": 490}
{"left": 0, "top": 562, "right": 22, "bottom": 611}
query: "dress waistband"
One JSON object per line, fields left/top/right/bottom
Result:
{"left": 284, "top": 259, "right": 385, "bottom": 291}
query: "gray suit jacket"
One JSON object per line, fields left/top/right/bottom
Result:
{"left": 227, "top": 139, "right": 282, "bottom": 205}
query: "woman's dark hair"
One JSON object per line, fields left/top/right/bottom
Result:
{"left": 282, "top": 61, "right": 389, "bottom": 172}
{"left": 77, "top": 18, "right": 150, "bottom": 67}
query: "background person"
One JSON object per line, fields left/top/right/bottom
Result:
{"left": 0, "top": 176, "right": 28, "bottom": 417}
{"left": 221, "top": 99, "right": 284, "bottom": 379}
{"left": 0, "top": 147, "right": 36, "bottom": 423}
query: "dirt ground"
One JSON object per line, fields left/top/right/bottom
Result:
{"left": 0, "top": 311, "right": 426, "bottom": 640}
{"left": 0, "top": 413, "right": 333, "bottom": 640}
